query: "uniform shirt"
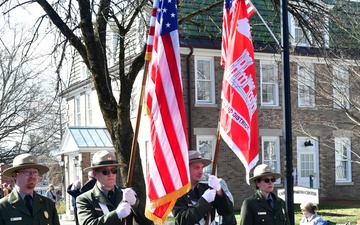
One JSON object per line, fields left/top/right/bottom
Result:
{"left": 0, "top": 188, "right": 60, "bottom": 225}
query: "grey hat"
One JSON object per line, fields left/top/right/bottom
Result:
{"left": 249, "top": 164, "right": 282, "bottom": 182}
{"left": 188, "top": 150, "right": 212, "bottom": 167}
{"left": 2, "top": 153, "right": 49, "bottom": 177}
{"left": 84, "top": 150, "right": 126, "bottom": 172}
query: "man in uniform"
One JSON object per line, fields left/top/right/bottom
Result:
{"left": 76, "top": 150, "right": 153, "bottom": 225}
{"left": 172, "top": 150, "right": 234, "bottom": 225}
{"left": 0, "top": 153, "right": 60, "bottom": 225}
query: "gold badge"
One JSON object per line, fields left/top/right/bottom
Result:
{"left": 44, "top": 211, "right": 49, "bottom": 218}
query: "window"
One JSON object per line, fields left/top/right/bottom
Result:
{"left": 81, "top": 63, "right": 90, "bottom": 80}
{"left": 290, "top": 15, "right": 310, "bottom": 47}
{"left": 261, "top": 136, "right": 281, "bottom": 183}
{"left": 335, "top": 137, "right": 351, "bottom": 182}
{"left": 75, "top": 96, "right": 81, "bottom": 126}
{"left": 333, "top": 66, "right": 349, "bottom": 109}
{"left": 196, "top": 135, "right": 216, "bottom": 181}
{"left": 260, "top": 61, "right": 279, "bottom": 106}
{"left": 86, "top": 91, "right": 93, "bottom": 126}
{"left": 298, "top": 64, "right": 315, "bottom": 107}
{"left": 195, "top": 56, "right": 215, "bottom": 104}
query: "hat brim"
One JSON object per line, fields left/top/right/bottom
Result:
{"left": 189, "top": 159, "right": 212, "bottom": 167}
{"left": 249, "top": 172, "right": 283, "bottom": 182}
{"left": 83, "top": 163, "right": 127, "bottom": 172}
{"left": 2, "top": 164, "right": 49, "bottom": 177}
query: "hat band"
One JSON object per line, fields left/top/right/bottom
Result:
{"left": 92, "top": 160, "right": 118, "bottom": 166}
{"left": 189, "top": 157, "right": 204, "bottom": 161}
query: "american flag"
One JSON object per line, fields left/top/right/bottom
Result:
{"left": 220, "top": 0, "right": 258, "bottom": 184}
{"left": 221, "top": 0, "right": 255, "bottom": 66}
{"left": 144, "top": 0, "right": 191, "bottom": 223}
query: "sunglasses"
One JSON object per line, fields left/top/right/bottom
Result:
{"left": 99, "top": 168, "right": 118, "bottom": 175}
{"left": 261, "top": 178, "right": 276, "bottom": 183}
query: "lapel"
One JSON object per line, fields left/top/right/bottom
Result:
{"left": 255, "top": 191, "right": 273, "bottom": 212}
{"left": 92, "top": 185, "right": 123, "bottom": 207}
{"left": 7, "top": 189, "right": 31, "bottom": 216}
{"left": 33, "top": 192, "right": 46, "bottom": 216}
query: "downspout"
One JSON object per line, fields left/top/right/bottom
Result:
{"left": 186, "top": 45, "right": 194, "bottom": 149}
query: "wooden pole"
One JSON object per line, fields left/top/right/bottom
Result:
{"left": 205, "top": 121, "right": 221, "bottom": 225}
{"left": 122, "top": 60, "right": 150, "bottom": 225}
{"left": 126, "top": 60, "right": 150, "bottom": 187}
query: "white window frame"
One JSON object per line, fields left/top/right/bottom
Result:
{"left": 289, "top": 14, "right": 311, "bottom": 47}
{"left": 260, "top": 61, "right": 279, "bottom": 106}
{"left": 196, "top": 135, "right": 216, "bottom": 182}
{"left": 85, "top": 91, "right": 93, "bottom": 126}
{"left": 194, "top": 56, "right": 215, "bottom": 105}
{"left": 333, "top": 65, "right": 350, "bottom": 109}
{"left": 261, "top": 136, "right": 281, "bottom": 184}
{"left": 298, "top": 64, "right": 315, "bottom": 107}
{"left": 334, "top": 137, "right": 352, "bottom": 183}
{"left": 75, "top": 96, "right": 81, "bottom": 126}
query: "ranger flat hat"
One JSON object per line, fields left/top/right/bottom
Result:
{"left": 188, "top": 150, "right": 212, "bottom": 167}
{"left": 2, "top": 153, "right": 49, "bottom": 177}
{"left": 84, "top": 150, "right": 127, "bottom": 171}
{"left": 249, "top": 164, "right": 282, "bottom": 182}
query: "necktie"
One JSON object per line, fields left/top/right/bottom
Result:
{"left": 194, "top": 186, "right": 201, "bottom": 200}
{"left": 267, "top": 197, "right": 274, "bottom": 210}
{"left": 24, "top": 195, "right": 33, "bottom": 216}
{"left": 108, "top": 190, "right": 116, "bottom": 206}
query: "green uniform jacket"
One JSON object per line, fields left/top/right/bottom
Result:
{"left": 239, "top": 191, "right": 290, "bottom": 225}
{"left": 172, "top": 183, "right": 234, "bottom": 225}
{"left": 0, "top": 189, "right": 60, "bottom": 225}
{"left": 76, "top": 184, "right": 153, "bottom": 225}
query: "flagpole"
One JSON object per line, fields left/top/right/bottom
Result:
{"left": 247, "top": 0, "right": 281, "bottom": 47}
{"left": 205, "top": 121, "right": 221, "bottom": 225}
{"left": 126, "top": 60, "right": 150, "bottom": 187}
{"left": 280, "top": 0, "right": 295, "bottom": 224}
{"left": 122, "top": 60, "right": 149, "bottom": 225}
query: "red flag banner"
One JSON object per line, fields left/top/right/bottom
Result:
{"left": 220, "top": 0, "right": 259, "bottom": 184}
{"left": 222, "top": 0, "right": 255, "bottom": 66}
{"left": 144, "top": 0, "right": 190, "bottom": 223}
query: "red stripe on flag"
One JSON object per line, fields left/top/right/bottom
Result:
{"left": 144, "top": 0, "right": 191, "bottom": 223}
{"left": 220, "top": 0, "right": 259, "bottom": 184}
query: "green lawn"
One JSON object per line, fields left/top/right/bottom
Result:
{"left": 234, "top": 204, "right": 360, "bottom": 225}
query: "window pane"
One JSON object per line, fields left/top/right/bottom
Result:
{"left": 197, "top": 81, "right": 211, "bottom": 101}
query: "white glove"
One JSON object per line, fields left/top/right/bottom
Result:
{"left": 116, "top": 202, "right": 131, "bottom": 219}
{"left": 208, "top": 175, "right": 221, "bottom": 191}
{"left": 123, "top": 188, "right": 137, "bottom": 206}
{"left": 202, "top": 189, "right": 216, "bottom": 203}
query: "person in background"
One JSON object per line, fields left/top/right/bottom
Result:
{"left": 300, "top": 202, "right": 326, "bottom": 225}
{"left": 3, "top": 183, "right": 9, "bottom": 196}
{"left": 80, "top": 170, "right": 96, "bottom": 194}
{"left": 0, "top": 184, "right": 4, "bottom": 198}
{"left": 76, "top": 150, "right": 153, "bottom": 225}
{"left": 0, "top": 153, "right": 60, "bottom": 225}
{"left": 67, "top": 180, "right": 82, "bottom": 225}
{"left": 172, "top": 150, "right": 234, "bottom": 225}
{"left": 239, "top": 164, "right": 290, "bottom": 225}
{"left": 217, "top": 178, "right": 237, "bottom": 225}
{"left": 7, "top": 183, "right": 13, "bottom": 194}
{"left": 46, "top": 184, "right": 57, "bottom": 203}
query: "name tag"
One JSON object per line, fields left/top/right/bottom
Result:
{"left": 258, "top": 212, "right": 267, "bottom": 215}
{"left": 10, "top": 217, "right": 22, "bottom": 221}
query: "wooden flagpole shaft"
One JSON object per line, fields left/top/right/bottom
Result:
{"left": 205, "top": 121, "right": 221, "bottom": 225}
{"left": 126, "top": 60, "right": 150, "bottom": 187}
{"left": 122, "top": 60, "right": 150, "bottom": 225}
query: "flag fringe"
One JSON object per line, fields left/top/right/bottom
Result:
{"left": 145, "top": 182, "right": 191, "bottom": 224}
